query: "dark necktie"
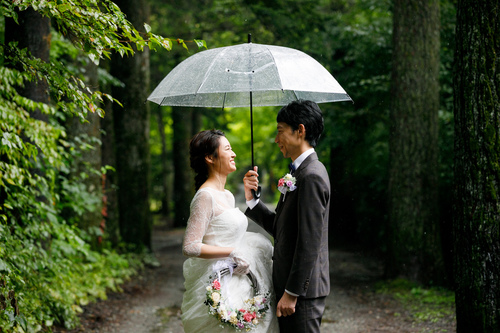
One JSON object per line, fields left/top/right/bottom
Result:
{"left": 288, "top": 162, "right": 296, "bottom": 175}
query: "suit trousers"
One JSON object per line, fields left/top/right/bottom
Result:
{"left": 278, "top": 296, "right": 326, "bottom": 333}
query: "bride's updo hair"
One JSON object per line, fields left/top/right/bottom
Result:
{"left": 189, "top": 129, "right": 225, "bottom": 190}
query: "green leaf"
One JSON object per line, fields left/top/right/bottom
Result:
{"left": 57, "top": 4, "right": 71, "bottom": 12}
{"left": 0, "top": 259, "right": 10, "bottom": 272}
{"left": 88, "top": 53, "right": 99, "bottom": 65}
{"left": 144, "top": 23, "right": 151, "bottom": 33}
{"left": 194, "top": 39, "right": 207, "bottom": 50}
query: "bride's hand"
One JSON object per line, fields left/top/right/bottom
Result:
{"left": 229, "top": 249, "right": 250, "bottom": 275}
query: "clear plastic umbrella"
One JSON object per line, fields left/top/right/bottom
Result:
{"left": 148, "top": 42, "right": 351, "bottom": 108}
{"left": 147, "top": 36, "right": 352, "bottom": 197}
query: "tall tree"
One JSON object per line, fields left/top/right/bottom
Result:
{"left": 110, "top": 0, "right": 152, "bottom": 249}
{"left": 101, "top": 92, "right": 121, "bottom": 246}
{"left": 172, "top": 107, "right": 194, "bottom": 228}
{"left": 66, "top": 61, "right": 103, "bottom": 248}
{"left": 4, "top": 8, "right": 51, "bottom": 216}
{"left": 453, "top": 0, "right": 500, "bottom": 331}
{"left": 387, "top": 0, "right": 444, "bottom": 284}
{"left": 154, "top": 106, "right": 171, "bottom": 219}
{"left": 4, "top": 8, "right": 50, "bottom": 116}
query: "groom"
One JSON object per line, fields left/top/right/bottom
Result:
{"left": 243, "top": 100, "right": 330, "bottom": 332}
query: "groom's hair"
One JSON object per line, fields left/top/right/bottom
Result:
{"left": 277, "top": 100, "right": 324, "bottom": 147}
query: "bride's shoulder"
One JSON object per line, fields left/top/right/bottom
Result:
{"left": 223, "top": 189, "right": 235, "bottom": 199}
{"left": 191, "top": 188, "right": 215, "bottom": 204}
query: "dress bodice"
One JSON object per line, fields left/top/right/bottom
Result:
{"left": 203, "top": 207, "right": 248, "bottom": 248}
{"left": 183, "top": 188, "right": 248, "bottom": 257}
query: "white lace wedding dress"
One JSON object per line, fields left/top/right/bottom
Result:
{"left": 181, "top": 187, "right": 279, "bottom": 332}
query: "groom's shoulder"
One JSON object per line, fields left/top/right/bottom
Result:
{"left": 303, "top": 159, "right": 330, "bottom": 183}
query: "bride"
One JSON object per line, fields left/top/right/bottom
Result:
{"left": 181, "top": 129, "right": 279, "bottom": 332}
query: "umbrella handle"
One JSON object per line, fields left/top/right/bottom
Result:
{"left": 252, "top": 186, "right": 261, "bottom": 200}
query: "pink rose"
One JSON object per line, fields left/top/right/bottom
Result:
{"left": 243, "top": 312, "right": 255, "bottom": 322}
{"left": 286, "top": 180, "right": 293, "bottom": 187}
{"left": 278, "top": 178, "right": 285, "bottom": 187}
{"left": 212, "top": 279, "right": 221, "bottom": 290}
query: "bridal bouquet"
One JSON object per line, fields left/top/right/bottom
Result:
{"left": 205, "top": 275, "right": 271, "bottom": 331}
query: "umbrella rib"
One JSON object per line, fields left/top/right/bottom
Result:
{"left": 194, "top": 47, "right": 229, "bottom": 96}
{"left": 263, "top": 45, "right": 285, "bottom": 90}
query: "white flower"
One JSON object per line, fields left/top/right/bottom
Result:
{"left": 211, "top": 292, "right": 221, "bottom": 305}
{"left": 221, "top": 310, "right": 229, "bottom": 319}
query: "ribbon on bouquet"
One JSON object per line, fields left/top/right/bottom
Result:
{"left": 212, "top": 259, "right": 237, "bottom": 303}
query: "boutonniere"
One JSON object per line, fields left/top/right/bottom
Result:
{"left": 278, "top": 173, "right": 297, "bottom": 201}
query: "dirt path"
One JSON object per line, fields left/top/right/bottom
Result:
{"left": 55, "top": 224, "right": 456, "bottom": 333}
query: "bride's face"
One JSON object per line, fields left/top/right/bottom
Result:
{"left": 212, "top": 136, "right": 236, "bottom": 175}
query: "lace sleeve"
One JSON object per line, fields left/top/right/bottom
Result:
{"left": 182, "top": 190, "right": 214, "bottom": 257}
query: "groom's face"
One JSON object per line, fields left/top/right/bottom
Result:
{"left": 275, "top": 122, "right": 300, "bottom": 160}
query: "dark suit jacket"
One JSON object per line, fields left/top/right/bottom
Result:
{"left": 246, "top": 152, "right": 330, "bottom": 299}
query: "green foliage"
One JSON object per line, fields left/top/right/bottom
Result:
{"left": 0, "top": 62, "right": 138, "bottom": 331}
{"left": 0, "top": 0, "right": 202, "bottom": 331}
{"left": 0, "top": 223, "right": 142, "bottom": 332}
{"left": 376, "top": 279, "right": 456, "bottom": 325}
{"left": 225, "top": 106, "right": 285, "bottom": 201}
{"left": 1, "top": 0, "right": 203, "bottom": 63}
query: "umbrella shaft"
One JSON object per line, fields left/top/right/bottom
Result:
{"left": 250, "top": 91, "right": 255, "bottom": 167}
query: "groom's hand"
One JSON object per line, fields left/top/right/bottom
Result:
{"left": 243, "top": 166, "right": 259, "bottom": 201}
{"left": 276, "top": 292, "right": 297, "bottom": 317}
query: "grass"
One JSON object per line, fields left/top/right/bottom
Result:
{"left": 375, "top": 278, "right": 456, "bottom": 328}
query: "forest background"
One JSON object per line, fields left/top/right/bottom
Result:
{"left": 1, "top": 0, "right": 498, "bottom": 332}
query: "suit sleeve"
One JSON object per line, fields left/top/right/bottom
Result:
{"left": 245, "top": 200, "right": 276, "bottom": 236}
{"left": 286, "top": 172, "right": 329, "bottom": 296}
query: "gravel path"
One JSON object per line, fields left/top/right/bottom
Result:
{"left": 54, "top": 222, "right": 456, "bottom": 333}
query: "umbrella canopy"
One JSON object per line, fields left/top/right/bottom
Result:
{"left": 147, "top": 39, "right": 352, "bottom": 198}
{"left": 147, "top": 42, "right": 352, "bottom": 108}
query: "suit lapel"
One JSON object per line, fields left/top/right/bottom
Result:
{"left": 272, "top": 153, "right": 318, "bottom": 234}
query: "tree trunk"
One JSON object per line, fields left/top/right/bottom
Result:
{"left": 101, "top": 83, "right": 121, "bottom": 246}
{"left": 110, "top": 0, "right": 152, "bottom": 249}
{"left": 154, "top": 107, "right": 171, "bottom": 220}
{"left": 172, "top": 107, "right": 194, "bottom": 228}
{"left": 5, "top": 8, "right": 50, "bottom": 115}
{"left": 453, "top": 0, "right": 500, "bottom": 331}
{"left": 66, "top": 62, "right": 102, "bottom": 248}
{"left": 329, "top": 146, "right": 358, "bottom": 248}
{"left": 387, "top": 0, "right": 444, "bottom": 284}
{"left": 4, "top": 9, "right": 50, "bottom": 207}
